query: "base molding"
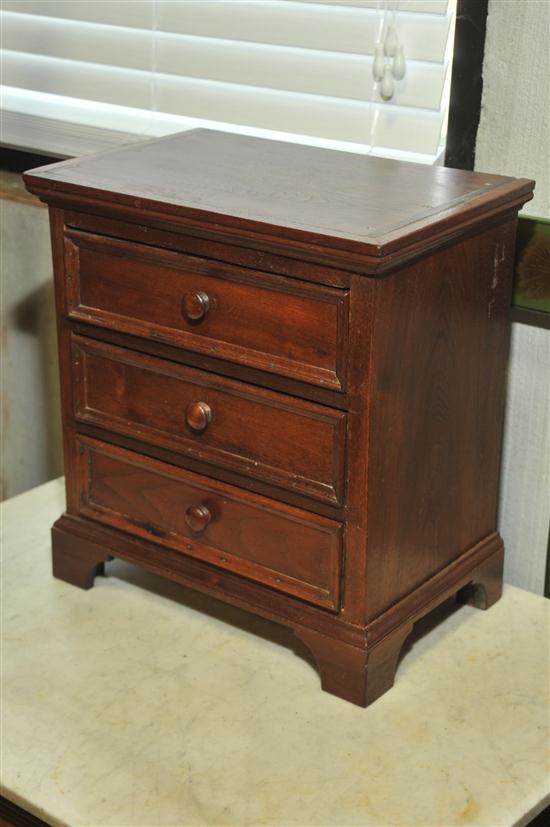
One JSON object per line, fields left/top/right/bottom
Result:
{"left": 296, "top": 534, "right": 503, "bottom": 706}
{"left": 51, "top": 521, "right": 110, "bottom": 589}
{"left": 51, "top": 514, "right": 504, "bottom": 706}
{"left": 51, "top": 513, "right": 365, "bottom": 644}
{"left": 367, "top": 532, "right": 504, "bottom": 644}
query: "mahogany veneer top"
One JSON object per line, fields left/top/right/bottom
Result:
{"left": 24, "top": 129, "right": 533, "bottom": 262}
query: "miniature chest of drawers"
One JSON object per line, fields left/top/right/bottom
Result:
{"left": 24, "top": 131, "right": 534, "bottom": 706}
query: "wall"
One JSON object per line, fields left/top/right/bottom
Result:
{"left": 475, "top": 0, "right": 549, "bottom": 593}
{"left": 0, "top": 174, "right": 63, "bottom": 499}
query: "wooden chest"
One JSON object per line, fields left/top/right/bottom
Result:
{"left": 24, "top": 131, "right": 534, "bottom": 706}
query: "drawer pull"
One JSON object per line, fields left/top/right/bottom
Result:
{"left": 185, "top": 504, "right": 211, "bottom": 533}
{"left": 186, "top": 401, "right": 212, "bottom": 431}
{"left": 183, "top": 290, "right": 210, "bottom": 321}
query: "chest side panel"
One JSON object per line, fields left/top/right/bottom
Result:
{"left": 365, "top": 217, "right": 518, "bottom": 621}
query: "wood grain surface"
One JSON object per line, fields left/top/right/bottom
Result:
{"left": 71, "top": 335, "right": 346, "bottom": 504}
{"left": 24, "top": 130, "right": 534, "bottom": 271}
{"left": 64, "top": 229, "right": 348, "bottom": 389}
{"left": 76, "top": 436, "right": 342, "bottom": 610}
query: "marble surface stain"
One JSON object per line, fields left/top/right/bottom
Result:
{"left": 457, "top": 795, "right": 481, "bottom": 824}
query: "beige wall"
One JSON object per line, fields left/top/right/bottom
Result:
{"left": 0, "top": 176, "right": 63, "bottom": 500}
{"left": 475, "top": 0, "right": 550, "bottom": 593}
{"left": 476, "top": 0, "right": 549, "bottom": 218}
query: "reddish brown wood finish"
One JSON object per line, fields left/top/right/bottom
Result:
{"left": 364, "top": 217, "right": 518, "bottom": 621}
{"left": 185, "top": 401, "right": 212, "bottom": 432}
{"left": 185, "top": 504, "right": 211, "bottom": 533}
{"left": 76, "top": 436, "right": 342, "bottom": 609}
{"left": 24, "top": 130, "right": 534, "bottom": 706}
{"left": 71, "top": 335, "right": 346, "bottom": 504}
{"left": 64, "top": 209, "right": 354, "bottom": 288}
{"left": 183, "top": 290, "right": 210, "bottom": 321}
{"left": 64, "top": 229, "right": 348, "bottom": 390}
{"left": 51, "top": 518, "right": 110, "bottom": 589}
{"left": 24, "top": 130, "right": 533, "bottom": 273}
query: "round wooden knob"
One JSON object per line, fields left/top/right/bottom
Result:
{"left": 186, "top": 401, "right": 212, "bottom": 431}
{"left": 183, "top": 291, "right": 210, "bottom": 321}
{"left": 185, "top": 504, "right": 211, "bottom": 533}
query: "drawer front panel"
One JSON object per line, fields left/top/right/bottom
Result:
{"left": 65, "top": 231, "right": 348, "bottom": 390}
{"left": 76, "top": 437, "right": 342, "bottom": 609}
{"left": 72, "top": 336, "right": 346, "bottom": 504}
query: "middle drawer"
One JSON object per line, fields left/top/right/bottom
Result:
{"left": 72, "top": 336, "right": 346, "bottom": 505}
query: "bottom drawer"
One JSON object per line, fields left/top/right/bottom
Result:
{"left": 76, "top": 437, "right": 342, "bottom": 609}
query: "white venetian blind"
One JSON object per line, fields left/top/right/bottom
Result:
{"left": 0, "top": 0, "right": 455, "bottom": 163}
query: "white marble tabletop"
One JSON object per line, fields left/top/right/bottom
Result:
{"left": 1, "top": 477, "right": 549, "bottom": 827}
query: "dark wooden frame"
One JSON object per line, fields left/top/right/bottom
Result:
{"left": 0, "top": 795, "right": 52, "bottom": 827}
{"left": 444, "top": 0, "right": 489, "bottom": 171}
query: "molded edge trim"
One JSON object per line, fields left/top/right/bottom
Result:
{"left": 365, "top": 531, "right": 504, "bottom": 646}
{"left": 23, "top": 177, "right": 534, "bottom": 277}
{"left": 52, "top": 513, "right": 502, "bottom": 653}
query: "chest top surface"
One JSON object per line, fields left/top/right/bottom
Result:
{"left": 24, "top": 129, "right": 534, "bottom": 264}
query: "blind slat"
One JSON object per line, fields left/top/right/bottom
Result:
{"left": 156, "top": 1, "right": 451, "bottom": 62}
{"left": 155, "top": 35, "right": 446, "bottom": 109}
{"left": 3, "top": 13, "right": 446, "bottom": 110}
{"left": 3, "top": 0, "right": 451, "bottom": 19}
{"left": 2, "top": 51, "right": 152, "bottom": 110}
{"left": 2, "top": 12, "right": 151, "bottom": 72}
{"left": 1, "top": 91, "right": 445, "bottom": 167}
{"left": 294, "top": 1, "right": 450, "bottom": 13}
{"left": 2, "top": 0, "right": 451, "bottom": 62}
{"left": 0, "top": 0, "right": 153, "bottom": 29}
{"left": 2, "top": 52, "right": 445, "bottom": 154}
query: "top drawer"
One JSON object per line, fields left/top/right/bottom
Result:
{"left": 64, "top": 231, "right": 349, "bottom": 391}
